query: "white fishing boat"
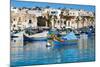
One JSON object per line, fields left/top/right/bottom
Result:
{"left": 24, "top": 31, "right": 48, "bottom": 41}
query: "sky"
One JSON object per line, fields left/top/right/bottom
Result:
{"left": 11, "top": 0, "right": 95, "bottom": 12}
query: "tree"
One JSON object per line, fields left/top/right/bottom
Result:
{"left": 76, "top": 16, "right": 80, "bottom": 29}
{"left": 85, "top": 16, "right": 95, "bottom": 26}
{"left": 82, "top": 16, "right": 86, "bottom": 27}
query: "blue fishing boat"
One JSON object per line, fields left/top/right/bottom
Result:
{"left": 47, "top": 32, "right": 78, "bottom": 48}
{"left": 52, "top": 39, "right": 78, "bottom": 48}
{"left": 79, "top": 26, "right": 95, "bottom": 37}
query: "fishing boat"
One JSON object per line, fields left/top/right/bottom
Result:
{"left": 74, "top": 26, "right": 95, "bottom": 37}
{"left": 46, "top": 31, "right": 78, "bottom": 48}
{"left": 23, "top": 31, "right": 48, "bottom": 42}
{"left": 47, "top": 38, "right": 78, "bottom": 48}
{"left": 52, "top": 39, "right": 78, "bottom": 48}
{"left": 86, "top": 26, "right": 95, "bottom": 37}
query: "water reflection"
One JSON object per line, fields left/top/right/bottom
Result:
{"left": 10, "top": 34, "right": 95, "bottom": 66}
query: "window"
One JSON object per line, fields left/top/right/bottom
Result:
{"left": 68, "top": 21, "right": 70, "bottom": 26}
{"left": 13, "top": 18, "right": 15, "bottom": 21}
{"left": 29, "top": 20, "right": 32, "bottom": 24}
{"left": 64, "top": 21, "right": 66, "bottom": 25}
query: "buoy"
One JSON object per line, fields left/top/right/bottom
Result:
{"left": 46, "top": 42, "right": 52, "bottom": 47}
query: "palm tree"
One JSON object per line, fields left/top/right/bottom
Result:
{"left": 89, "top": 16, "right": 95, "bottom": 26}
{"left": 85, "top": 16, "right": 94, "bottom": 26}
{"left": 53, "top": 15, "right": 58, "bottom": 27}
{"left": 75, "top": 16, "right": 80, "bottom": 29}
{"left": 64, "top": 15, "right": 70, "bottom": 27}
{"left": 90, "top": 17, "right": 95, "bottom": 25}
{"left": 82, "top": 16, "right": 86, "bottom": 27}
{"left": 65, "top": 15, "right": 75, "bottom": 28}
{"left": 45, "top": 13, "right": 52, "bottom": 27}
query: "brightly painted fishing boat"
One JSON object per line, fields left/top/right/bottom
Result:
{"left": 53, "top": 39, "right": 78, "bottom": 48}
{"left": 46, "top": 31, "right": 78, "bottom": 48}
{"left": 47, "top": 39, "right": 78, "bottom": 48}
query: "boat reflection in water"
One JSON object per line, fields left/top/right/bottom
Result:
{"left": 10, "top": 32, "right": 95, "bottom": 66}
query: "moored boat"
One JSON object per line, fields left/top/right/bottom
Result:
{"left": 52, "top": 39, "right": 78, "bottom": 48}
{"left": 23, "top": 35, "right": 47, "bottom": 42}
{"left": 46, "top": 31, "right": 78, "bottom": 48}
{"left": 23, "top": 31, "right": 48, "bottom": 42}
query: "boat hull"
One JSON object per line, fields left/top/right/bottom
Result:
{"left": 48, "top": 40, "right": 78, "bottom": 48}
{"left": 23, "top": 35, "right": 47, "bottom": 42}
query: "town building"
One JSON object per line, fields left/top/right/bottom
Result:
{"left": 11, "top": 7, "right": 95, "bottom": 31}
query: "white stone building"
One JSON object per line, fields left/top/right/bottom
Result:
{"left": 11, "top": 7, "right": 95, "bottom": 31}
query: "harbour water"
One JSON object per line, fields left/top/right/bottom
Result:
{"left": 10, "top": 34, "right": 95, "bottom": 66}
